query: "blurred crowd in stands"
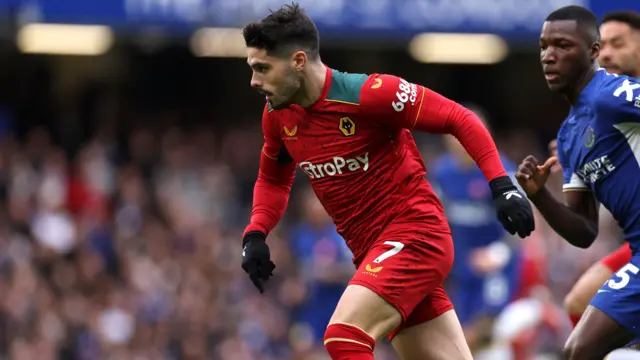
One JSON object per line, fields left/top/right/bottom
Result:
{"left": 0, "top": 83, "right": 624, "bottom": 360}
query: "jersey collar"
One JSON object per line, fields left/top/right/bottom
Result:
{"left": 574, "top": 68, "right": 604, "bottom": 110}
{"left": 305, "top": 65, "right": 332, "bottom": 112}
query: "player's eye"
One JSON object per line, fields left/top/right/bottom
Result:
{"left": 611, "top": 40, "right": 625, "bottom": 49}
{"left": 252, "top": 65, "right": 269, "bottom": 73}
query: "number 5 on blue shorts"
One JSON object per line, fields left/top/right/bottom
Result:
{"left": 591, "top": 255, "right": 640, "bottom": 335}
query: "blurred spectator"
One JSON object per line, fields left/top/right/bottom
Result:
{"left": 288, "top": 187, "right": 353, "bottom": 353}
{"left": 429, "top": 111, "right": 524, "bottom": 355}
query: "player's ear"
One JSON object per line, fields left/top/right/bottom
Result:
{"left": 291, "top": 50, "right": 307, "bottom": 72}
{"left": 589, "top": 41, "right": 600, "bottom": 62}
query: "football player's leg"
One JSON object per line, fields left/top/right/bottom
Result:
{"left": 563, "top": 258, "right": 640, "bottom": 360}
{"left": 564, "top": 243, "right": 631, "bottom": 327}
{"left": 324, "top": 284, "right": 399, "bottom": 360}
{"left": 390, "top": 285, "right": 473, "bottom": 360}
{"left": 563, "top": 306, "right": 634, "bottom": 359}
{"left": 325, "top": 232, "right": 453, "bottom": 360}
{"left": 564, "top": 261, "right": 614, "bottom": 326}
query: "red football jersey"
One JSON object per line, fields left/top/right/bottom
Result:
{"left": 245, "top": 67, "right": 507, "bottom": 263}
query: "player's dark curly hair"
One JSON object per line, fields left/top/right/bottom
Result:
{"left": 546, "top": 5, "right": 600, "bottom": 43}
{"left": 602, "top": 11, "right": 640, "bottom": 31}
{"left": 242, "top": 2, "right": 320, "bottom": 60}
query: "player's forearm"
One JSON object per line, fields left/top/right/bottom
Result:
{"left": 529, "top": 188, "right": 598, "bottom": 248}
{"left": 443, "top": 109, "right": 507, "bottom": 181}
{"left": 243, "top": 153, "right": 296, "bottom": 237}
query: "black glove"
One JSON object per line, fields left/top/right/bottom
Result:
{"left": 242, "top": 231, "right": 276, "bottom": 293}
{"left": 490, "top": 176, "right": 535, "bottom": 238}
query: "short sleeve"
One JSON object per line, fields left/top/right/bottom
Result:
{"left": 556, "top": 137, "right": 589, "bottom": 192}
{"left": 359, "top": 74, "right": 426, "bottom": 129}
{"left": 597, "top": 76, "right": 640, "bottom": 124}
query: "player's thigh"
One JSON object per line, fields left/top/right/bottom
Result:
{"left": 564, "top": 261, "right": 613, "bottom": 315}
{"left": 564, "top": 305, "right": 635, "bottom": 359}
{"left": 334, "top": 232, "right": 454, "bottom": 341}
{"left": 565, "top": 257, "right": 640, "bottom": 359}
{"left": 391, "top": 286, "right": 472, "bottom": 360}
{"left": 589, "top": 257, "right": 640, "bottom": 336}
{"left": 328, "top": 284, "right": 402, "bottom": 341}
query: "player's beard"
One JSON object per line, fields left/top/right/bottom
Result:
{"left": 603, "top": 51, "right": 640, "bottom": 78}
{"left": 270, "top": 69, "right": 302, "bottom": 110}
{"left": 622, "top": 59, "right": 640, "bottom": 78}
{"left": 606, "top": 61, "right": 638, "bottom": 78}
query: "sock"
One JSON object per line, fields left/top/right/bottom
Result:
{"left": 324, "top": 323, "right": 375, "bottom": 360}
{"left": 569, "top": 313, "right": 581, "bottom": 328}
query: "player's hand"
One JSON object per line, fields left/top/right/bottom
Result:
{"left": 548, "top": 140, "right": 558, "bottom": 158}
{"left": 547, "top": 140, "right": 562, "bottom": 173}
{"left": 515, "top": 156, "right": 558, "bottom": 197}
{"left": 241, "top": 231, "right": 275, "bottom": 293}
{"left": 490, "top": 176, "right": 535, "bottom": 238}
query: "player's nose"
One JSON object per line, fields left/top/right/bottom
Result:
{"left": 250, "top": 74, "right": 263, "bottom": 89}
{"left": 541, "top": 50, "right": 556, "bottom": 64}
{"left": 598, "top": 49, "right": 612, "bottom": 63}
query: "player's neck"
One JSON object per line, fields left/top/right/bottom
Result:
{"left": 295, "top": 62, "right": 327, "bottom": 108}
{"left": 565, "top": 65, "right": 597, "bottom": 105}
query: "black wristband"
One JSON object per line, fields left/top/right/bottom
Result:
{"left": 489, "top": 176, "right": 516, "bottom": 197}
{"left": 242, "top": 231, "right": 267, "bottom": 247}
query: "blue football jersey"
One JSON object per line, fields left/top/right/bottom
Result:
{"left": 557, "top": 68, "right": 640, "bottom": 253}
{"left": 557, "top": 68, "right": 640, "bottom": 335}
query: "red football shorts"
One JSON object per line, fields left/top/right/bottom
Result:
{"left": 349, "top": 229, "right": 455, "bottom": 340}
{"left": 600, "top": 242, "right": 633, "bottom": 272}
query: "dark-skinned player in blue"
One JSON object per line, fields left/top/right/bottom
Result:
{"left": 562, "top": 10, "right": 640, "bottom": 330}
{"left": 516, "top": 5, "right": 640, "bottom": 360}
{"left": 240, "top": 3, "right": 534, "bottom": 360}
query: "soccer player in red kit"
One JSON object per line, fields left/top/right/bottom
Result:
{"left": 240, "top": 3, "right": 534, "bottom": 359}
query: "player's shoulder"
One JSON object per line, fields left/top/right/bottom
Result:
{"left": 359, "top": 73, "right": 408, "bottom": 97}
{"left": 326, "top": 69, "right": 370, "bottom": 105}
{"left": 592, "top": 69, "right": 640, "bottom": 109}
{"left": 595, "top": 68, "right": 638, "bottom": 90}
{"left": 359, "top": 73, "right": 419, "bottom": 112}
